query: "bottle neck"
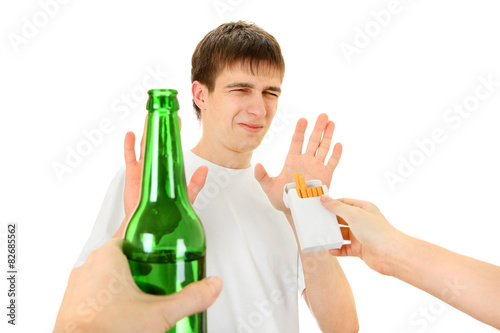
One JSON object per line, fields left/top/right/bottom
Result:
{"left": 138, "top": 110, "right": 189, "bottom": 204}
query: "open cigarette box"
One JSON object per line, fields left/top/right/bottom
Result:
{"left": 283, "top": 180, "right": 344, "bottom": 253}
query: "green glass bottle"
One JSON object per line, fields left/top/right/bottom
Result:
{"left": 123, "top": 89, "right": 206, "bottom": 333}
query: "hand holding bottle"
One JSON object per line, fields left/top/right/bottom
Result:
{"left": 54, "top": 238, "right": 222, "bottom": 333}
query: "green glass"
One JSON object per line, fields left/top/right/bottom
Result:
{"left": 123, "top": 89, "right": 206, "bottom": 333}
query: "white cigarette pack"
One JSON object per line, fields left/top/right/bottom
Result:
{"left": 283, "top": 180, "right": 344, "bottom": 253}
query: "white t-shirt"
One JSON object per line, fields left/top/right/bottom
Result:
{"left": 76, "top": 151, "right": 305, "bottom": 332}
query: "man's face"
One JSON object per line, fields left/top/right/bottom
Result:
{"left": 202, "top": 62, "right": 282, "bottom": 155}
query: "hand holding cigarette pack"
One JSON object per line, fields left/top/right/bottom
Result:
{"left": 283, "top": 173, "right": 344, "bottom": 253}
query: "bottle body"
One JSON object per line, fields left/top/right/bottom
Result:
{"left": 123, "top": 89, "right": 206, "bottom": 333}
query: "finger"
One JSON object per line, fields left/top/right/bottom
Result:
{"left": 329, "top": 248, "right": 342, "bottom": 256}
{"left": 287, "top": 118, "right": 307, "bottom": 156}
{"left": 320, "top": 195, "right": 361, "bottom": 222}
{"left": 124, "top": 132, "right": 137, "bottom": 165}
{"left": 84, "top": 238, "right": 125, "bottom": 268}
{"left": 254, "top": 163, "right": 272, "bottom": 194}
{"left": 188, "top": 166, "right": 209, "bottom": 204}
{"left": 305, "top": 113, "right": 328, "bottom": 156}
{"left": 326, "top": 142, "right": 342, "bottom": 171}
{"left": 329, "top": 244, "right": 352, "bottom": 257}
{"left": 178, "top": 115, "right": 182, "bottom": 130}
{"left": 336, "top": 197, "right": 373, "bottom": 210}
{"left": 316, "top": 121, "right": 335, "bottom": 162}
{"left": 161, "top": 277, "right": 222, "bottom": 326}
{"left": 101, "top": 238, "right": 130, "bottom": 263}
{"left": 103, "top": 237, "right": 124, "bottom": 252}
{"left": 139, "top": 114, "right": 148, "bottom": 161}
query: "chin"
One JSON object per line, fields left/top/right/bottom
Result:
{"left": 235, "top": 138, "right": 262, "bottom": 153}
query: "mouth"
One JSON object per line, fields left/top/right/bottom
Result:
{"left": 238, "top": 123, "right": 264, "bottom": 133}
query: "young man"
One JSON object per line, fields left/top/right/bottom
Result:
{"left": 77, "top": 21, "right": 358, "bottom": 332}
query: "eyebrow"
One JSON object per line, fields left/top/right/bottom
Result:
{"left": 225, "top": 82, "right": 281, "bottom": 94}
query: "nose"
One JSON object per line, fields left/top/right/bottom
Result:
{"left": 247, "top": 93, "right": 267, "bottom": 118}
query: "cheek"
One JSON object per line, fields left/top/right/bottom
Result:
{"left": 229, "top": 95, "right": 246, "bottom": 113}
{"left": 218, "top": 104, "right": 240, "bottom": 133}
{"left": 266, "top": 100, "right": 279, "bottom": 118}
{"left": 227, "top": 98, "right": 246, "bottom": 123}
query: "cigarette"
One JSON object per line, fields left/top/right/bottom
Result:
{"left": 299, "top": 176, "right": 308, "bottom": 198}
{"left": 316, "top": 186, "right": 324, "bottom": 196}
{"left": 293, "top": 173, "right": 325, "bottom": 198}
{"left": 293, "top": 173, "right": 302, "bottom": 198}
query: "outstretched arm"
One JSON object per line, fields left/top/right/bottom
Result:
{"left": 255, "top": 114, "right": 358, "bottom": 332}
{"left": 321, "top": 196, "right": 500, "bottom": 329}
{"left": 285, "top": 211, "right": 358, "bottom": 333}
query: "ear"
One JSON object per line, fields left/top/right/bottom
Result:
{"left": 192, "top": 81, "right": 207, "bottom": 111}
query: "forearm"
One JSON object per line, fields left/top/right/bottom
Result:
{"left": 389, "top": 233, "right": 500, "bottom": 329}
{"left": 286, "top": 213, "right": 358, "bottom": 332}
{"left": 301, "top": 251, "right": 358, "bottom": 332}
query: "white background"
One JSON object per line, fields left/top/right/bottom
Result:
{"left": 1, "top": 0, "right": 500, "bottom": 332}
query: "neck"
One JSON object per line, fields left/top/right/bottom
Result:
{"left": 192, "top": 137, "right": 253, "bottom": 169}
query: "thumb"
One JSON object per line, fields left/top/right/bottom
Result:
{"left": 254, "top": 163, "right": 272, "bottom": 192}
{"left": 320, "top": 195, "right": 357, "bottom": 224}
{"left": 160, "top": 277, "right": 222, "bottom": 328}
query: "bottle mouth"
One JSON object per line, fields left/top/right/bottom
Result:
{"left": 147, "top": 89, "right": 179, "bottom": 112}
{"left": 148, "top": 89, "right": 178, "bottom": 97}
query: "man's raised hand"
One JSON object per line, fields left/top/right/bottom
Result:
{"left": 255, "top": 113, "right": 342, "bottom": 213}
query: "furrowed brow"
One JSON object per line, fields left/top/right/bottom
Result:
{"left": 225, "top": 82, "right": 254, "bottom": 90}
{"left": 265, "top": 86, "right": 281, "bottom": 94}
{"left": 224, "top": 82, "right": 281, "bottom": 94}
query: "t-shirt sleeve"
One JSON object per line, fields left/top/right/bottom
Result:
{"left": 297, "top": 251, "right": 305, "bottom": 296}
{"left": 73, "top": 166, "right": 126, "bottom": 268}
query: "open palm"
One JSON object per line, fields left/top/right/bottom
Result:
{"left": 255, "top": 113, "right": 343, "bottom": 213}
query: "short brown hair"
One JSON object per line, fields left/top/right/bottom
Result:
{"left": 191, "top": 21, "right": 285, "bottom": 120}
